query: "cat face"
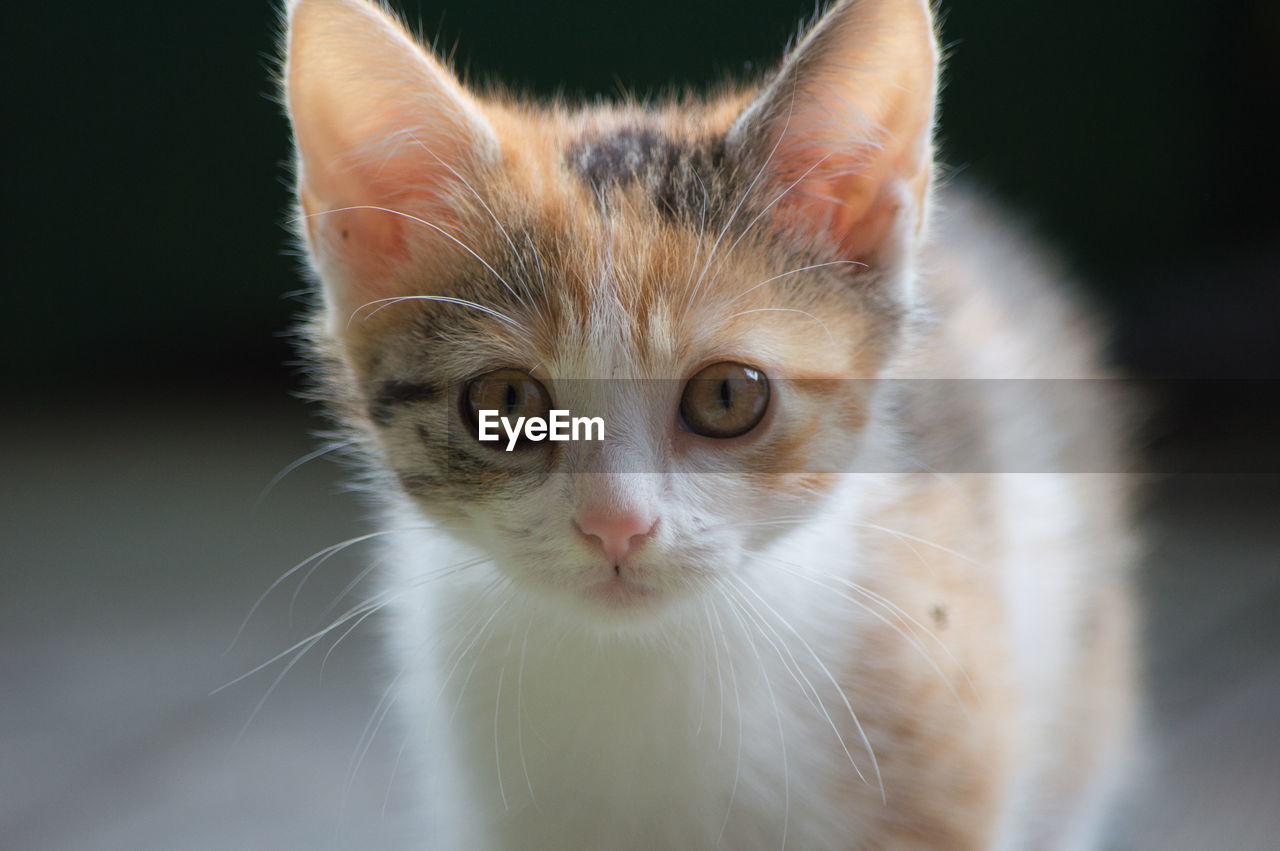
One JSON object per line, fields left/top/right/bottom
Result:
{"left": 335, "top": 159, "right": 892, "bottom": 621}
{"left": 286, "top": 0, "right": 938, "bottom": 626}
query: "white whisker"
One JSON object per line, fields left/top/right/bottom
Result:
{"left": 355, "top": 294, "right": 523, "bottom": 330}
{"left": 298, "top": 205, "right": 525, "bottom": 307}
{"left": 435, "top": 581, "right": 513, "bottom": 705}
{"left": 227, "top": 528, "right": 417, "bottom": 653}
{"left": 724, "top": 577, "right": 873, "bottom": 788}
{"left": 734, "top": 575, "right": 883, "bottom": 796}
{"left": 254, "top": 439, "right": 355, "bottom": 507}
{"left": 348, "top": 664, "right": 408, "bottom": 796}
{"left": 723, "top": 307, "right": 836, "bottom": 343}
{"left": 494, "top": 664, "right": 508, "bottom": 809}
{"left": 729, "top": 260, "right": 865, "bottom": 306}
{"left": 319, "top": 604, "right": 382, "bottom": 677}
{"left": 758, "top": 557, "right": 971, "bottom": 708}
{"left": 708, "top": 597, "right": 744, "bottom": 847}
{"left": 516, "top": 616, "right": 537, "bottom": 808}
{"left": 318, "top": 556, "right": 387, "bottom": 622}
{"left": 382, "top": 727, "right": 411, "bottom": 818}
{"left": 721, "top": 588, "right": 789, "bottom": 850}
{"left": 709, "top": 150, "right": 837, "bottom": 284}
{"left": 702, "top": 599, "right": 726, "bottom": 746}
{"left": 404, "top": 135, "right": 534, "bottom": 306}
{"left": 233, "top": 631, "right": 325, "bottom": 742}
{"left": 687, "top": 86, "right": 798, "bottom": 310}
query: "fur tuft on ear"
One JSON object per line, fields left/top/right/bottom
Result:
{"left": 285, "top": 0, "right": 499, "bottom": 325}
{"left": 728, "top": 0, "right": 938, "bottom": 268}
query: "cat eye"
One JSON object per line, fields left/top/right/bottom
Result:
{"left": 463, "top": 368, "right": 552, "bottom": 445}
{"left": 679, "top": 362, "right": 770, "bottom": 439}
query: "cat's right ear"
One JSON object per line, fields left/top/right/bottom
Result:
{"left": 727, "top": 0, "right": 938, "bottom": 273}
{"left": 284, "top": 0, "right": 498, "bottom": 326}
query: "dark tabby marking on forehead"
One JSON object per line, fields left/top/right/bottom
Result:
{"left": 367, "top": 379, "right": 443, "bottom": 425}
{"left": 567, "top": 127, "right": 726, "bottom": 220}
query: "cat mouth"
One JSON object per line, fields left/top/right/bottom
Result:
{"left": 584, "top": 575, "right": 664, "bottom": 609}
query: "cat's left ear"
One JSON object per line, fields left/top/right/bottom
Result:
{"left": 728, "top": 0, "right": 939, "bottom": 269}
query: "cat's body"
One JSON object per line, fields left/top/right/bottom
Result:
{"left": 283, "top": 1, "right": 1137, "bottom": 847}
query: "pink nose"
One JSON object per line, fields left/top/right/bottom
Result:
{"left": 577, "top": 512, "right": 656, "bottom": 564}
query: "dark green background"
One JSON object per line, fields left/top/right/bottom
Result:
{"left": 9, "top": 1, "right": 1278, "bottom": 390}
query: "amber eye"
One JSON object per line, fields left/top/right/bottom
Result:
{"left": 679, "top": 361, "right": 770, "bottom": 439}
{"left": 464, "top": 368, "right": 552, "bottom": 446}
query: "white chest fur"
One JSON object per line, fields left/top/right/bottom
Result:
{"left": 384, "top": 503, "right": 889, "bottom": 850}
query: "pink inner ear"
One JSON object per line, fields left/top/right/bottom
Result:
{"left": 768, "top": 105, "right": 933, "bottom": 263}
{"left": 777, "top": 162, "right": 924, "bottom": 264}
{"left": 293, "top": 95, "right": 469, "bottom": 284}
{"left": 300, "top": 196, "right": 401, "bottom": 286}
{"left": 287, "top": 0, "right": 499, "bottom": 306}
{"left": 299, "top": 147, "right": 462, "bottom": 287}
{"left": 738, "top": 0, "right": 938, "bottom": 264}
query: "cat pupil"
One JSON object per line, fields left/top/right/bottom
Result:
{"left": 718, "top": 380, "right": 733, "bottom": 411}
{"left": 504, "top": 382, "right": 518, "bottom": 416}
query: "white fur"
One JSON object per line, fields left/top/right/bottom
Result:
{"left": 383, "top": 476, "right": 901, "bottom": 850}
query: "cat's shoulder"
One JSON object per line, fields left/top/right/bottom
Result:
{"left": 917, "top": 183, "right": 1110, "bottom": 380}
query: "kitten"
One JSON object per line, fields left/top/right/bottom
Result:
{"left": 282, "top": 0, "right": 1137, "bottom": 847}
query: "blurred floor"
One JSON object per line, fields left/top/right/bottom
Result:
{"left": 2, "top": 392, "right": 1278, "bottom": 849}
